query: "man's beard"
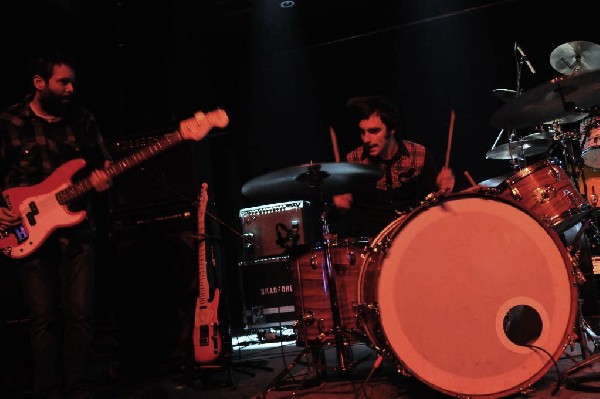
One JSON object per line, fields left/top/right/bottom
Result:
{"left": 39, "top": 91, "right": 72, "bottom": 116}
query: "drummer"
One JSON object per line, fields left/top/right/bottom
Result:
{"left": 330, "top": 95, "right": 455, "bottom": 238}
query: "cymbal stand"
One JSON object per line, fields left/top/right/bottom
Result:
{"left": 299, "top": 163, "right": 352, "bottom": 372}
{"left": 258, "top": 164, "right": 363, "bottom": 397}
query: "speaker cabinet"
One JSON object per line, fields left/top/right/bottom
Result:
{"left": 238, "top": 256, "right": 296, "bottom": 330}
{"left": 107, "top": 134, "right": 209, "bottom": 213}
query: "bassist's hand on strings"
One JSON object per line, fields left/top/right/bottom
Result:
{"left": 0, "top": 207, "right": 20, "bottom": 230}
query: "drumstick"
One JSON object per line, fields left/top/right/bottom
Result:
{"left": 330, "top": 126, "right": 341, "bottom": 163}
{"left": 463, "top": 170, "right": 477, "bottom": 187}
{"left": 445, "top": 109, "right": 455, "bottom": 169}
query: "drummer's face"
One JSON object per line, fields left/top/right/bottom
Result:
{"left": 359, "top": 113, "right": 395, "bottom": 159}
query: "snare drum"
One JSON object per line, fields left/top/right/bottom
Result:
{"left": 496, "top": 158, "right": 589, "bottom": 232}
{"left": 291, "top": 238, "right": 369, "bottom": 346}
{"left": 357, "top": 192, "right": 577, "bottom": 398}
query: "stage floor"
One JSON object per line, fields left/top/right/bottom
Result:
{"left": 5, "top": 324, "right": 600, "bottom": 399}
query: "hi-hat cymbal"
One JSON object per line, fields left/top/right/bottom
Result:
{"left": 550, "top": 41, "right": 600, "bottom": 75}
{"left": 485, "top": 138, "right": 554, "bottom": 160}
{"left": 489, "top": 68, "right": 600, "bottom": 129}
{"left": 520, "top": 131, "right": 555, "bottom": 141}
{"left": 241, "top": 162, "right": 383, "bottom": 202}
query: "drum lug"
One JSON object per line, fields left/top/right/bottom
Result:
{"left": 346, "top": 248, "right": 356, "bottom": 265}
{"left": 295, "top": 310, "right": 316, "bottom": 327}
{"left": 309, "top": 253, "right": 318, "bottom": 269}
{"left": 509, "top": 185, "right": 522, "bottom": 201}
{"left": 533, "top": 185, "right": 556, "bottom": 204}
{"left": 563, "top": 189, "right": 580, "bottom": 207}
{"left": 549, "top": 165, "right": 561, "bottom": 181}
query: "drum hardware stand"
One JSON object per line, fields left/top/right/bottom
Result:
{"left": 297, "top": 163, "right": 364, "bottom": 373}
{"left": 257, "top": 164, "right": 371, "bottom": 397}
{"left": 552, "top": 217, "right": 600, "bottom": 394}
{"left": 255, "top": 341, "right": 327, "bottom": 398}
{"left": 557, "top": 301, "right": 600, "bottom": 393}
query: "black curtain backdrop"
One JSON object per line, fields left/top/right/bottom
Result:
{"left": 1, "top": 0, "right": 597, "bottom": 330}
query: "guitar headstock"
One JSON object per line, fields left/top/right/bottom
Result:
{"left": 180, "top": 109, "right": 229, "bottom": 141}
{"left": 199, "top": 182, "right": 209, "bottom": 215}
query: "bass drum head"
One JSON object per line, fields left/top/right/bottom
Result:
{"left": 370, "top": 192, "right": 577, "bottom": 398}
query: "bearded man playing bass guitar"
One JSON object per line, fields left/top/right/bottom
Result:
{"left": 0, "top": 51, "right": 112, "bottom": 399}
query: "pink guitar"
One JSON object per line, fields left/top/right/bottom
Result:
{"left": 193, "top": 182, "right": 222, "bottom": 363}
{"left": 0, "top": 109, "right": 229, "bottom": 259}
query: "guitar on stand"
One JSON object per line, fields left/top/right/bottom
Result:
{"left": 193, "top": 182, "right": 222, "bottom": 363}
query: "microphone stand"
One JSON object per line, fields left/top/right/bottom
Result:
{"left": 489, "top": 43, "right": 528, "bottom": 172}
{"left": 508, "top": 45, "right": 526, "bottom": 171}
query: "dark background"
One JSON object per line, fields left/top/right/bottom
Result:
{"left": 1, "top": 0, "right": 597, "bottom": 340}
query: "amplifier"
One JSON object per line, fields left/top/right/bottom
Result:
{"left": 239, "top": 200, "right": 314, "bottom": 259}
{"left": 238, "top": 256, "right": 296, "bottom": 329}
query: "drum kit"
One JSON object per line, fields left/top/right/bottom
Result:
{"left": 244, "top": 41, "right": 600, "bottom": 398}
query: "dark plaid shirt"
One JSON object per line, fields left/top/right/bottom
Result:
{"left": 342, "top": 139, "right": 438, "bottom": 237}
{"left": 0, "top": 95, "right": 111, "bottom": 231}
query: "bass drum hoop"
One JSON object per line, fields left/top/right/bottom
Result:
{"left": 357, "top": 191, "right": 578, "bottom": 398}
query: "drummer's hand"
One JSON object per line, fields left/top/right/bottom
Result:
{"left": 436, "top": 167, "right": 455, "bottom": 193}
{"left": 333, "top": 193, "right": 353, "bottom": 211}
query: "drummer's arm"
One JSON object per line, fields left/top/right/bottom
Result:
{"left": 333, "top": 193, "right": 353, "bottom": 212}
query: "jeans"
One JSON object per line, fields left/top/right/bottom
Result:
{"left": 17, "top": 229, "right": 95, "bottom": 399}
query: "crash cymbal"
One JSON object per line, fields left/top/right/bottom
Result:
{"left": 542, "top": 112, "right": 589, "bottom": 125}
{"left": 485, "top": 139, "right": 554, "bottom": 160}
{"left": 489, "top": 68, "right": 600, "bottom": 129}
{"left": 241, "top": 162, "right": 383, "bottom": 202}
{"left": 493, "top": 89, "right": 518, "bottom": 103}
{"left": 550, "top": 41, "right": 600, "bottom": 75}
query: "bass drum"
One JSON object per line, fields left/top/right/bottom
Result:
{"left": 357, "top": 192, "right": 578, "bottom": 398}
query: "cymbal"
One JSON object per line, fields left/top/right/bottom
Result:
{"left": 485, "top": 138, "right": 554, "bottom": 160}
{"left": 241, "top": 162, "right": 384, "bottom": 202}
{"left": 520, "top": 131, "right": 554, "bottom": 141}
{"left": 550, "top": 41, "right": 600, "bottom": 75}
{"left": 489, "top": 68, "right": 600, "bottom": 129}
{"left": 542, "top": 112, "right": 589, "bottom": 125}
{"left": 493, "top": 89, "right": 518, "bottom": 103}
{"left": 478, "top": 172, "right": 513, "bottom": 187}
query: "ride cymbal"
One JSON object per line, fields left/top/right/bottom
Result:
{"left": 485, "top": 139, "right": 554, "bottom": 160}
{"left": 241, "top": 162, "right": 383, "bottom": 202}
{"left": 550, "top": 41, "right": 600, "bottom": 75}
{"left": 489, "top": 68, "right": 600, "bottom": 129}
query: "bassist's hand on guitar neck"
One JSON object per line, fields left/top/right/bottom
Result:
{"left": 90, "top": 160, "right": 113, "bottom": 192}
